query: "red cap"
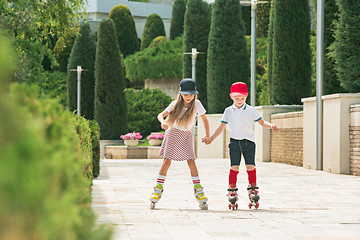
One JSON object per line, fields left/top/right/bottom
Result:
{"left": 230, "top": 82, "right": 248, "bottom": 97}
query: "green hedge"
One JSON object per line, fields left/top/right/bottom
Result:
{"left": 124, "top": 36, "right": 183, "bottom": 86}
{"left": 126, "top": 88, "right": 172, "bottom": 137}
{"left": 0, "top": 83, "right": 111, "bottom": 239}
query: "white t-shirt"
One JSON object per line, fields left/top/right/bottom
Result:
{"left": 221, "top": 103, "right": 262, "bottom": 142}
{"left": 165, "top": 99, "right": 206, "bottom": 131}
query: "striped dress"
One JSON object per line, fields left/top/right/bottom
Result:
{"left": 159, "top": 99, "right": 206, "bottom": 161}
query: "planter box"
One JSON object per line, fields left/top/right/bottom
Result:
{"left": 105, "top": 145, "right": 161, "bottom": 159}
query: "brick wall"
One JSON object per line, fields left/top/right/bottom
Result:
{"left": 270, "top": 112, "right": 303, "bottom": 167}
{"left": 350, "top": 105, "right": 360, "bottom": 176}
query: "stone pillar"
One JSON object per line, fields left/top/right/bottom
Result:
{"left": 197, "top": 114, "right": 224, "bottom": 159}
{"left": 254, "top": 105, "right": 302, "bottom": 162}
{"left": 302, "top": 97, "right": 317, "bottom": 170}
{"left": 322, "top": 93, "right": 360, "bottom": 174}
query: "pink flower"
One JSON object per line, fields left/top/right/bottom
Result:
{"left": 120, "top": 132, "right": 143, "bottom": 140}
{"left": 146, "top": 133, "right": 165, "bottom": 140}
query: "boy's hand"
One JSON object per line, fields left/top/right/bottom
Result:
{"left": 161, "top": 122, "right": 169, "bottom": 130}
{"left": 271, "top": 124, "right": 279, "bottom": 131}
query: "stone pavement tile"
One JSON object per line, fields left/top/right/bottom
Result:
{"left": 92, "top": 159, "right": 360, "bottom": 240}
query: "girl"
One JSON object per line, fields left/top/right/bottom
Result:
{"left": 149, "top": 78, "right": 210, "bottom": 210}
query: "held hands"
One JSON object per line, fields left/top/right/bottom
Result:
{"left": 202, "top": 136, "right": 212, "bottom": 145}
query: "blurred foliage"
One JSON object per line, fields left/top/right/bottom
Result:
{"left": 0, "top": 83, "right": 111, "bottom": 239}
{"left": 140, "top": 13, "right": 165, "bottom": 50}
{"left": 126, "top": 88, "right": 172, "bottom": 137}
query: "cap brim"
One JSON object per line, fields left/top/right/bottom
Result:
{"left": 180, "top": 90, "right": 199, "bottom": 95}
{"left": 230, "top": 92, "right": 248, "bottom": 97}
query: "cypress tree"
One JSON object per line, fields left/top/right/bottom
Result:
{"left": 207, "top": 0, "right": 250, "bottom": 113}
{"left": 67, "top": 23, "right": 96, "bottom": 119}
{"left": 323, "top": 0, "right": 344, "bottom": 94}
{"left": 267, "top": 0, "right": 275, "bottom": 103}
{"left": 271, "top": 0, "right": 312, "bottom": 104}
{"left": 109, "top": 4, "right": 139, "bottom": 58}
{"left": 241, "top": 6, "right": 251, "bottom": 36}
{"left": 140, "top": 14, "right": 166, "bottom": 50}
{"left": 332, "top": 0, "right": 360, "bottom": 92}
{"left": 183, "top": 0, "right": 211, "bottom": 109}
{"left": 94, "top": 19, "right": 128, "bottom": 140}
{"left": 256, "top": 0, "right": 272, "bottom": 38}
{"left": 170, "top": 0, "right": 186, "bottom": 40}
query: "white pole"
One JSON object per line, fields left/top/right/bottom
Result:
{"left": 250, "top": 2, "right": 257, "bottom": 106}
{"left": 192, "top": 48, "right": 197, "bottom": 81}
{"left": 77, "top": 66, "right": 81, "bottom": 116}
{"left": 316, "top": 0, "right": 324, "bottom": 170}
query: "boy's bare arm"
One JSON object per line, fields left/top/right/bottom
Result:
{"left": 203, "top": 122, "right": 227, "bottom": 144}
{"left": 257, "top": 119, "right": 279, "bottom": 131}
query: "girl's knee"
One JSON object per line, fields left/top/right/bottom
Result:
{"left": 187, "top": 159, "right": 196, "bottom": 167}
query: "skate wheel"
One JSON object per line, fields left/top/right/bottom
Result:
{"left": 150, "top": 202, "right": 155, "bottom": 209}
{"left": 248, "top": 203, "right": 252, "bottom": 209}
{"left": 235, "top": 203, "right": 238, "bottom": 209}
{"left": 255, "top": 202, "right": 259, "bottom": 209}
{"left": 228, "top": 203, "right": 232, "bottom": 210}
{"left": 200, "top": 202, "right": 208, "bottom": 210}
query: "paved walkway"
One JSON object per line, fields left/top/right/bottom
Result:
{"left": 92, "top": 158, "right": 360, "bottom": 240}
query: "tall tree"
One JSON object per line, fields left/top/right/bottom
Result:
{"left": 267, "top": 0, "right": 275, "bottom": 103}
{"left": 170, "top": 0, "right": 187, "bottom": 40}
{"left": 271, "top": 0, "right": 312, "bottom": 104}
{"left": 95, "top": 19, "right": 128, "bottom": 139}
{"left": 323, "top": 0, "right": 344, "bottom": 94}
{"left": 109, "top": 4, "right": 139, "bottom": 58}
{"left": 67, "top": 23, "right": 96, "bottom": 120}
{"left": 332, "top": 0, "right": 360, "bottom": 92}
{"left": 183, "top": 0, "right": 211, "bottom": 109}
{"left": 0, "top": 0, "right": 84, "bottom": 83}
{"left": 207, "top": 0, "right": 250, "bottom": 113}
{"left": 140, "top": 14, "right": 166, "bottom": 50}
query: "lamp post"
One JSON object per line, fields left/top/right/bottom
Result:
{"left": 316, "top": 0, "right": 324, "bottom": 170}
{"left": 184, "top": 48, "right": 204, "bottom": 81}
{"left": 70, "top": 66, "right": 88, "bottom": 116}
{"left": 241, "top": 0, "right": 267, "bottom": 106}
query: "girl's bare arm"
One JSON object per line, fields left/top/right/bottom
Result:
{"left": 157, "top": 111, "right": 169, "bottom": 130}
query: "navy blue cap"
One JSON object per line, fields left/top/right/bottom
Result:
{"left": 179, "top": 78, "right": 198, "bottom": 95}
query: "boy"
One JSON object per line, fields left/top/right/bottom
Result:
{"left": 203, "top": 82, "right": 278, "bottom": 209}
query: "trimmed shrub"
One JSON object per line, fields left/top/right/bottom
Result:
{"left": 331, "top": 0, "right": 360, "bottom": 92}
{"left": 126, "top": 88, "right": 172, "bottom": 137}
{"left": 256, "top": 0, "right": 272, "bottom": 38}
{"left": 109, "top": 4, "right": 139, "bottom": 58}
{"left": 89, "top": 120, "right": 101, "bottom": 178}
{"left": 38, "top": 71, "right": 67, "bottom": 108}
{"left": 125, "top": 36, "right": 183, "bottom": 86}
{"left": 140, "top": 13, "right": 166, "bottom": 50}
{"left": 95, "top": 19, "right": 128, "bottom": 140}
{"left": 0, "top": 83, "right": 112, "bottom": 240}
{"left": 183, "top": 0, "right": 211, "bottom": 109}
{"left": 67, "top": 23, "right": 96, "bottom": 119}
{"left": 270, "top": 0, "right": 312, "bottom": 104}
{"left": 207, "top": 0, "right": 250, "bottom": 113}
{"left": 170, "top": 0, "right": 186, "bottom": 40}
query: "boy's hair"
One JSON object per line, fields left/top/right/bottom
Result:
{"left": 165, "top": 94, "right": 196, "bottom": 129}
